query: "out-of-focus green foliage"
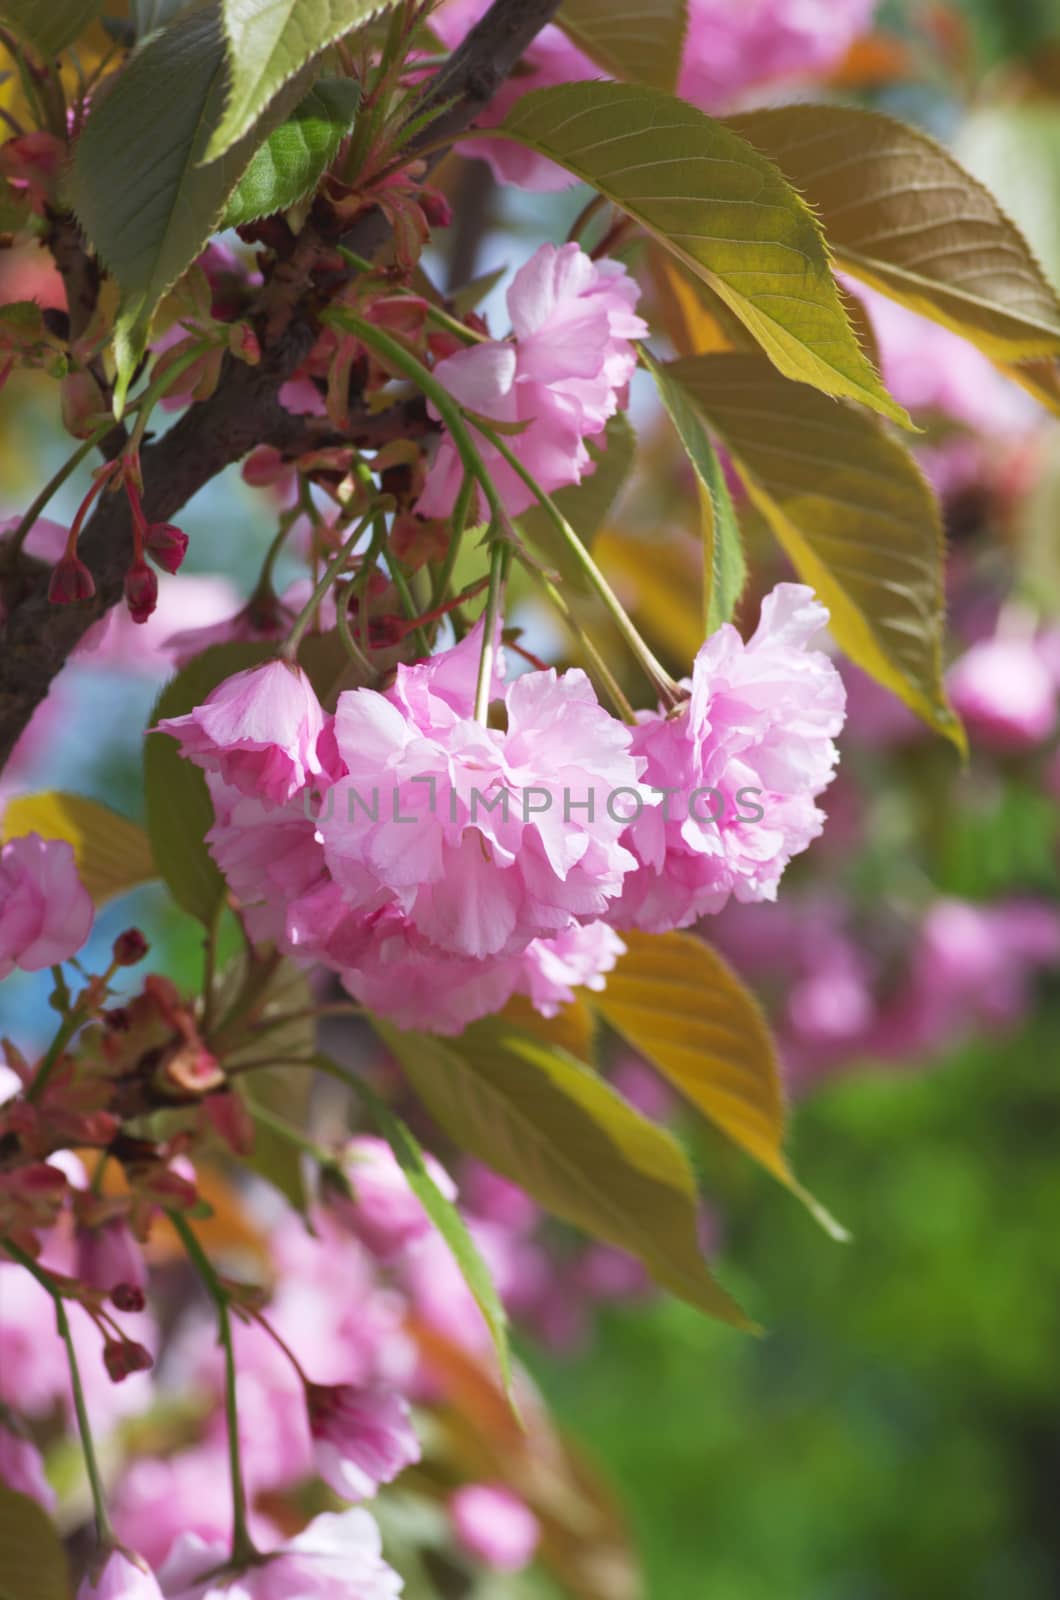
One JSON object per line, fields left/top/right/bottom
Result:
{"left": 533, "top": 999, "right": 1060, "bottom": 1600}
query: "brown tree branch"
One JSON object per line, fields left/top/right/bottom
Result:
{"left": 0, "top": 0, "right": 563, "bottom": 769}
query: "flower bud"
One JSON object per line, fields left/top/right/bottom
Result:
{"left": 143, "top": 523, "right": 188, "bottom": 574}
{"left": 112, "top": 928, "right": 149, "bottom": 967}
{"left": 103, "top": 1337, "right": 153, "bottom": 1383}
{"left": 111, "top": 1283, "right": 146, "bottom": 1313}
{"left": 124, "top": 560, "right": 158, "bottom": 624}
{"left": 48, "top": 554, "right": 96, "bottom": 604}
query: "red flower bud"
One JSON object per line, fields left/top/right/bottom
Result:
{"left": 144, "top": 523, "right": 188, "bottom": 574}
{"left": 112, "top": 928, "right": 149, "bottom": 966}
{"left": 420, "top": 189, "right": 453, "bottom": 229}
{"left": 111, "top": 1283, "right": 146, "bottom": 1313}
{"left": 103, "top": 1338, "right": 154, "bottom": 1383}
{"left": 48, "top": 554, "right": 96, "bottom": 605}
{"left": 124, "top": 559, "right": 158, "bottom": 624}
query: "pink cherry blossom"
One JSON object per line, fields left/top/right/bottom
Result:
{"left": 78, "top": 1549, "right": 163, "bottom": 1600}
{"left": 332, "top": 1135, "right": 456, "bottom": 1261}
{"left": 158, "top": 1509, "right": 402, "bottom": 1600}
{"left": 319, "top": 642, "right": 639, "bottom": 960}
{"left": 418, "top": 243, "right": 646, "bottom": 519}
{"left": 307, "top": 1383, "right": 420, "bottom": 1501}
{"left": 450, "top": 1483, "right": 540, "bottom": 1573}
{"left": 0, "top": 833, "right": 94, "bottom": 978}
{"left": 430, "top": 1, "right": 596, "bottom": 190}
{"left": 157, "top": 660, "right": 333, "bottom": 807}
{"left": 516, "top": 922, "right": 625, "bottom": 1016}
{"left": 680, "top": 0, "right": 877, "bottom": 109}
{"left": 0, "top": 1415, "right": 55, "bottom": 1511}
{"left": 608, "top": 584, "right": 846, "bottom": 933}
{"left": 947, "top": 636, "right": 1057, "bottom": 752}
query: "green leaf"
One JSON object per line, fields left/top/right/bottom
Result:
{"left": 353, "top": 1074, "right": 513, "bottom": 1393}
{"left": 0, "top": 0, "right": 100, "bottom": 57}
{"left": 494, "top": 82, "right": 908, "bottom": 425}
{"left": 667, "top": 351, "right": 963, "bottom": 751}
{"left": 641, "top": 345, "right": 744, "bottom": 631}
{"left": 595, "top": 931, "right": 847, "bottom": 1240}
{"left": 727, "top": 104, "right": 1060, "bottom": 370}
{"left": 222, "top": 76, "right": 360, "bottom": 227}
{"left": 0, "top": 1486, "right": 69, "bottom": 1600}
{"left": 230, "top": 962, "right": 317, "bottom": 1212}
{"left": 557, "top": 0, "right": 687, "bottom": 92}
{"left": 207, "top": 0, "right": 396, "bottom": 161}
{"left": 1, "top": 792, "right": 155, "bottom": 904}
{"left": 132, "top": 0, "right": 195, "bottom": 36}
{"left": 517, "top": 412, "right": 635, "bottom": 590}
{"left": 68, "top": 5, "right": 308, "bottom": 411}
{"left": 145, "top": 639, "right": 274, "bottom": 926}
{"left": 376, "top": 1018, "right": 752, "bottom": 1331}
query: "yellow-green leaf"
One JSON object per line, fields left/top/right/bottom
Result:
{"left": 0, "top": 1486, "right": 69, "bottom": 1600}
{"left": 494, "top": 82, "right": 908, "bottom": 425}
{"left": 207, "top": 0, "right": 397, "bottom": 161}
{"left": 595, "top": 931, "right": 846, "bottom": 1239}
{"left": 727, "top": 104, "right": 1060, "bottom": 371}
{"left": 2, "top": 792, "right": 155, "bottom": 904}
{"left": 557, "top": 0, "right": 687, "bottom": 92}
{"left": 668, "top": 351, "right": 963, "bottom": 750}
{"left": 641, "top": 344, "right": 744, "bottom": 631}
{"left": 377, "top": 1018, "right": 752, "bottom": 1330}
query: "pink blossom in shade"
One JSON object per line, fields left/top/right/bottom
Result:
{"left": 417, "top": 243, "right": 647, "bottom": 521}
{"left": 0, "top": 833, "right": 94, "bottom": 978}
{"left": 204, "top": 773, "right": 330, "bottom": 950}
{"left": 0, "top": 1416, "right": 55, "bottom": 1512}
{"left": 679, "top": 0, "right": 877, "bottom": 110}
{"left": 869, "top": 898, "right": 1060, "bottom": 1063}
{"left": 430, "top": 0, "right": 597, "bottom": 190}
{"left": 849, "top": 282, "right": 1037, "bottom": 437}
{"left": 75, "top": 1219, "right": 147, "bottom": 1300}
{"left": 78, "top": 1549, "right": 164, "bottom": 1600}
{"left": 450, "top": 1484, "right": 540, "bottom": 1574}
{"left": 333, "top": 1136, "right": 456, "bottom": 1262}
{"left": 608, "top": 584, "right": 846, "bottom": 934}
{"left": 157, "top": 659, "right": 333, "bottom": 806}
{"left": 516, "top": 922, "right": 626, "bottom": 1016}
{"left": 307, "top": 1384, "right": 421, "bottom": 1502}
{"left": 321, "top": 646, "right": 640, "bottom": 961}
{"left": 158, "top": 1509, "right": 402, "bottom": 1600}
{"left": 947, "top": 636, "right": 1057, "bottom": 753}
{"left": 112, "top": 1447, "right": 278, "bottom": 1571}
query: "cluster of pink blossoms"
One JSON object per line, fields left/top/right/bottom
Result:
{"left": 159, "top": 584, "right": 846, "bottom": 1034}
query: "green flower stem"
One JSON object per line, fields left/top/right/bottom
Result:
{"left": 27, "top": 1001, "right": 88, "bottom": 1105}
{"left": 430, "top": 472, "right": 474, "bottom": 613}
{"left": 474, "top": 421, "right": 682, "bottom": 706}
{"left": 475, "top": 541, "right": 510, "bottom": 724}
{"left": 167, "top": 1213, "right": 256, "bottom": 1565}
{"left": 240, "top": 1099, "right": 334, "bottom": 1167}
{"left": 539, "top": 574, "right": 636, "bottom": 723}
{"left": 322, "top": 310, "right": 510, "bottom": 534}
{"left": 127, "top": 340, "right": 217, "bottom": 446}
{"left": 4, "top": 1241, "right": 114, "bottom": 1544}
{"left": 282, "top": 511, "right": 376, "bottom": 660}
{"left": 1, "top": 422, "right": 116, "bottom": 566}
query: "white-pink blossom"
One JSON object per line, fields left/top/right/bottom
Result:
{"left": 608, "top": 585, "right": 846, "bottom": 932}
{"left": 418, "top": 243, "right": 646, "bottom": 519}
